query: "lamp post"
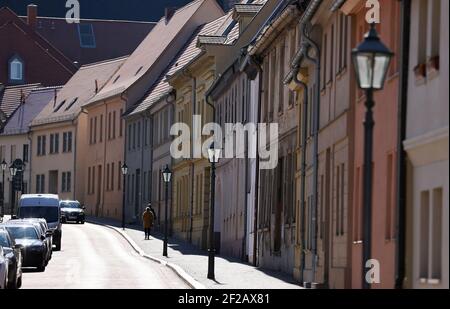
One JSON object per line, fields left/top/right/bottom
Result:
{"left": 352, "top": 23, "right": 393, "bottom": 289}
{"left": 9, "top": 163, "right": 17, "bottom": 216}
{"left": 1, "top": 160, "right": 7, "bottom": 217}
{"left": 121, "top": 163, "right": 128, "bottom": 230}
{"left": 162, "top": 165, "right": 172, "bottom": 257}
{"left": 207, "top": 142, "right": 220, "bottom": 280}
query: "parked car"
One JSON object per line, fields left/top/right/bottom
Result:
{"left": 60, "top": 200, "right": 85, "bottom": 224}
{"left": 7, "top": 219, "right": 52, "bottom": 264}
{"left": 0, "top": 246, "right": 7, "bottom": 289}
{"left": 0, "top": 228, "right": 23, "bottom": 289}
{"left": 4, "top": 223, "right": 47, "bottom": 271}
{"left": 17, "top": 194, "right": 62, "bottom": 251}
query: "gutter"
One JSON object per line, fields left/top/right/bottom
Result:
{"left": 284, "top": 0, "right": 323, "bottom": 286}
{"left": 395, "top": 0, "right": 411, "bottom": 289}
{"left": 290, "top": 64, "right": 308, "bottom": 285}
{"left": 182, "top": 69, "right": 196, "bottom": 243}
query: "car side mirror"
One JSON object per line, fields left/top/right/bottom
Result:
{"left": 40, "top": 235, "right": 46, "bottom": 241}
{"left": 45, "top": 230, "right": 53, "bottom": 237}
{"left": 14, "top": 244, "right": 23, "bottom": 250}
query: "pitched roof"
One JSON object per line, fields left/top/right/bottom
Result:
{"left": 31, "top": 57, "right": 126, "bottom": 127}
{"left": 126, "top": 16, "right": 229, "bottom": 117}
{"left": 20, "top": 16, "right": 155, "bottom": 66}
{"left": 87, "top": 0, "right": 223, "bottom": 105}
{"left": 0, "top": 83, "right": 41, "bottom": 118}
{"left": 1, "top": 86, "right": 62, "bottom": 135}
{"left": 0, "top": 7, "right": 78, "bottom": 75}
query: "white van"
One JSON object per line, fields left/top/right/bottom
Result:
{"left": 17, "top": 194, "right": 62, "bottom": 251}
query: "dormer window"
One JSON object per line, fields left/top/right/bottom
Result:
{"left": 78, "top": 24, "right": 96, "bottom": 48}
{"left": 9, "top": 55, "right": 24, "bottom": 83}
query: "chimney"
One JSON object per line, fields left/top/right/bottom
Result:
{"left": 165, "top": 7, "right": 177, "bottom": 23}
{"left": 27, "top": 4, "right": 38, "bottom": 30}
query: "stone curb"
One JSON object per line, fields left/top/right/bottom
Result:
{"left": 87, "top": 219, "right": 205, "bottom": 289}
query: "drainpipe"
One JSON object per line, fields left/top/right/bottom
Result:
{"left": 248, "top": 55, "right": 263, "bottom": 267}
{"left": 242, "top": 76, "right": 250, "bottom": 262}
{"left": 101, "top": 102, "right": 108, "bottom": 217}
{"left": 395, "top": 0, "right": 411, "bottom": 289}
{"left": 301, "top": 21, "right": 321, "bottom": 285}
{"left": 27, "top": 132, "right": 32, "bottom": 195}
{"left": 140, "top": 113, "right": 146, "bottom": 223}
{"left": 120, "top": 92, "right": 128, "bottom": 222}
{"left": 72, "top": 117, "right": 77, "bottom": 201}
{"left": 148, "top": 113, "right": 154, "bottom": 215}
{"left": 291, "top": 59, "right": 308, "bottom": 285}
{"left": 182, "top": 69, "right": 196, "bottom": 243}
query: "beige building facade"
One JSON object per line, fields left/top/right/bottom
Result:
{"left": 404, "top": 0, "right": 449, "bottom": 289}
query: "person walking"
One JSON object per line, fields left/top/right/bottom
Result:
{"left": 142, "top": 207, "right": 154, "bottom": 240}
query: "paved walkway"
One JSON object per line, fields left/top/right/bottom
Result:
{"left": 87, "top": 216, "right": 302, "bottom": 289}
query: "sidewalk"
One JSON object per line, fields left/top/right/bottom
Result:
{"left": 87, "top": 216, "right": 302, "bottom": 289}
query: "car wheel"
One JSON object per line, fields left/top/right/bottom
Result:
{"left": 81, "top": 220, "right": 85, "bottom": 224}
{"left": 7, "top": 272, "right": 17, "bottom": 289}
{"left": 17, "top": 275, "right": 22, "bottom": 289}
{"left": 37, "top": 259, "right": 46, "bottom": 272}
{"left": 55, "top": 243, "right": 61, "bottom": 251}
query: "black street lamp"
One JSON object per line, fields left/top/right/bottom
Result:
{"left": 1, "top": 160, "right": 7, "bottom": 217}
{"left": 207, "top": 142, "right": 220, "bottom": 280}
{"left": 352, "top": 23, "right": 393, "bottom": 289}
{"left": 9, "top": 163, "right": 17, "bottom": 216}
{"left": 162, "top": 165, "right": 172, "bottom": 257}
{"left": 121, "top": 163, "right": 128, "bottom": 230}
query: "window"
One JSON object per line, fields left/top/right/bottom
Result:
{"left": 118, "top": 161, "right": 122, "bottom": 190}
{"left": 94, "top": 117, "right": 97, "bottom": 143}
{"left": 10, "top": 145, "right": 16, "bottom": 161}
{"left": 100, "top": 114, "right": 103, "bottom": 142}
{"left": 385, "top": 153, "right": 395, "bottom": 239}
{"left": 88, "top": 167, "right": 91, "bottom": 194}
{"left": 329, "top": 24, "right": 334, "bottom": 82}
{"left": 64, "top": 97, "right": 78, "bottom": 111}
{"left": 119, "top": 109, "right": 123, "bottom": 137}
{"left": 49, "top": 133, "right": 59, "bottom": 154}
{"left": 61, "top": 172, "right": 71, "bottom": 192}
{"left": 89, "top": 118, "right": 93, "bottom": 144}
{"left": 108, "top": 112, "right": 112, "bottom": 140}
{"left": 9, "top": 56, "right": 24, "bottom": 82}
{"left": 37, "top": 135, "right": 46, "bottom": 156}
{"left": 113, "top": 111, "right": 116, "bottom": 139}
{"left": 53, "top": 100, "right": 66, "bottom": 113}
{"left": 63, "top": 132, "right": 72, "bottom": 153}
{"left": 137, "top": 121, "right": 141, "bottom": 148}
{"left": 417, "top": 1, "right": 428, "bottom": 65}
{"left": 429, "top": 0, "right": 441, "bottom": 59}
{"left": 36, "top": 174, "right": 45, "bottom": 193}
{"left": 106, "top": 164, "right": 110, "bottom": 191}
{"left": 22, "top": 144, "right": 29, "bottom": 162}
{"left": 132, "top": 123, "right": 136, "bottom": 149}
{"left": 78, "top": 24, "right": 96, "bottom": 48}
{"left": 128, "top": 124, "right": 132, "bottom": 150}
{"left": 111, "top": 162, "right": 115, "bottom": 192}
{"left": 278, "top": 37, "right": 285, "bottom": 114}
{"left": 419, "top": 188, "right": 443, "bottom": 282}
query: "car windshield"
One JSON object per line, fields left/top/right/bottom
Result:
{"left": 19, "top": 206, "right": 59, "bottom": 223}
{"left": 60, "top": 202, "right": 81, "bottom": 209}
{"left": 6, "top": 226, "right": 38, "bottom": 240}
{"left": 0, "top": 232, "right": 11, "bottom": 247}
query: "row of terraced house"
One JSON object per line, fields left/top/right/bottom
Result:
{"left": 0, "top": 0, "right": 448, "bottom": 289}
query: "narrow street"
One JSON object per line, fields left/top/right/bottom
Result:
{"left": 20, "top": 222, "right": 189, "bottom": 289}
